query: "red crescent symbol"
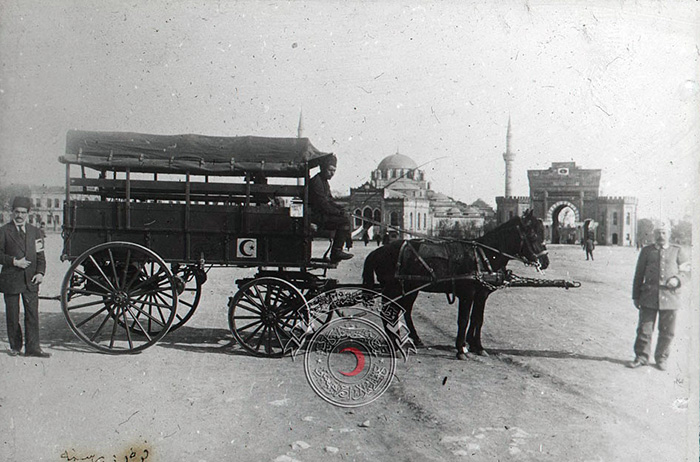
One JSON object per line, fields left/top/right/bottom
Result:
{"left": 339, "top": 347, "right": 365, "bottom": 377}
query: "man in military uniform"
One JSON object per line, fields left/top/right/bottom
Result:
{"left": 628, "top": 221, "right": 689, "bottom": 370}
{"left": 308, "top": 154, "right": 353, "bottom": 263}
{"left": 0, "top": 196, "right": 50, "bottom": 357}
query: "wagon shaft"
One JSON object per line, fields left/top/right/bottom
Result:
{"left": 505, "top": 275, "right": 581, "bottom": 289}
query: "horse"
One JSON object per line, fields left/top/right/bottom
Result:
{"left": 362, "top": 210, "right": 549, "bottom": 360}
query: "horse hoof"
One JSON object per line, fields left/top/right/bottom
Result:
{"left": 411, "top": 338, "right": 425, "bottom": 348}
{"left": 472, "top": 349, "right": 489, "bottom": 357}
{"left": 456, "top": 352, "right": 468, "bottom": 361}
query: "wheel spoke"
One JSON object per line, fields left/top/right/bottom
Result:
{"left": 251, "top": 285, "right": 267, "bottom": 309}
{"left": 88, "top": 255, "right": 117, "bottom": 291}
{"left": 125, "top": 306, "right": 153, "bottom": 342}
{"left": 88, "top": 310, "right": 113, "bottom": 342}
{"left": 126, "top": 302, "right": 168, "bottom": 328}
{"left": 272, "top": 325, "right": 287, "bottom": 348}
{"left": 151, "top": 290, "right": 172, "bottom": 325}
{"left": 68, "top": 287, "right": 111, "bottom": 298}
{"left": 265, "top": 327, "right": 273, "bottom": 354}
{"left": 75, "top": 306, "right": 109, "bottom": 328}
{"left": 108, "top": 306, "right": 120, "bottom": 349}
{"left": 236, "top": 299, "right": 264, "bottom": 316}
{"left": 254, "top": 326, "right": 269, "bottom": 352}
{"left": 120, "top": 249, "right": 132, "bottom": 288}
{"left": 66, "top": 298, "right": 112, "bottom": 311}
{"left": 177, "top": 298, "right": 195, "bottom": 309}
{"left": 72, "top": 268, "right": 113, "bottom": 294}
{"left": 236, "top": 318, "right": 263, "bottom": 332}
{"left": 243, "top": 291, "right": 265, "bottom": 312}
{"left": 107, "top": 248, "right": 120, "bottom": 288}
{"left": 129, "top": 267, "right": 168, "bottom": 292}
{"left": 128, "top": 298, "right": 173, "bottom": 310}
{"left": 243, "top": 322, "right": 265, "bottom": 345}
{"left": 122, "top": 305, "right": 134, "bottom": 349}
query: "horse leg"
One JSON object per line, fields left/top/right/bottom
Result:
{"left": 400, "top": 292, "right": 423, "bottom": 347}
{"left": 466, "top": 289, "right": 489, "bottom": 356}
{"left": 455, "top": 295, "right": 473, "bottom": 360}
{"left": 382, "top": 284, "right": 423, "bottom": 348}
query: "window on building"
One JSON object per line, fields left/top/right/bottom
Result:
{"left": 509, "top": 211, "right": 513, "bottom": 219}
{"left": 613, "top": 212, "right": 618, "bottom": 226}
{"left": 36, "top": 198, "right": 41, "bottom": 208}
{"left": 55, "top": 198, "right": 60, "bottom": 208}
{"left": 390, "top": 212, "right": 399, "bottom": 226}
{"left": 626, "top": 213, "right": 630, "bottom": 225}
{"left": 47, "top": 215, "right": 52, "bottom": 224}
{"left": 409, "top": 213, "right": 413, "bottom": 229}
{"left": 423, "top": 213, "right": 426, "bottom": 229}
{"left": 47, "top": 198, "right": 51, "bottom": 208}
{"left": 354, "top": 209, "right": 362, "bottom": 227}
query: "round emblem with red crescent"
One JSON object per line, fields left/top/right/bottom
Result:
{"left": 338, "top": 347, "right": 365, "bottom": 376}
{"left": 304, "top": 317, "right": 396, "bottom": 408}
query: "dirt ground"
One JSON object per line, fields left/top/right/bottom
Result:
{"left": 0, "top": 235, "right": 697, "bottom": 461}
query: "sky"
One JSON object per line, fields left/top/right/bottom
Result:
{"left": 0, "top": 0, "right": 698, "bottom": 220}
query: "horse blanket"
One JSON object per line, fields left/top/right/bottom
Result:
{"left": 395, "top": 240, "right": 477, "bottom": 281}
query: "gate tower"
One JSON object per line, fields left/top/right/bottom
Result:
{"left": 495, "top": 122, "right": 637, "bottom": 246}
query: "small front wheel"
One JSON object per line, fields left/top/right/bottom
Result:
{"left": 228, "top": 277, "right": 307, "bottom": 357}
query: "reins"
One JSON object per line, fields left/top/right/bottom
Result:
{"left": 353, "top": 213, "right": 545, "bottom": 270}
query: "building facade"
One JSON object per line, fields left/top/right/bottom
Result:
{"left": 346, "top": 152, "right": 489, "bottom": 239}
{"left": 1, "top": 186, "right": 64, "bottom": 233}
{"left": 497, "top": 162, "right": 637, "bottom": 246}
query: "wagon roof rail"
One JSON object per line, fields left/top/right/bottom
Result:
{"left": 59, "top": 130, "right": 334, "bottom": 177}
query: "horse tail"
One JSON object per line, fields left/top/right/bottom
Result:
{"left": 362, "top": 248, "right": 378, "bottom": 289}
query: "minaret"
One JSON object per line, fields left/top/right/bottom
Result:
{"left": 502, "top": 116, "right": 515, "bottom": 197}
{"left": 297, "top": 110, "right": 304, "bottom": 138}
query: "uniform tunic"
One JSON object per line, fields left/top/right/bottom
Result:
{"left": 632, "top": 244, "right": 688, "bottom": 310}
{"left": 630, "top": 243, "right": 689, "bottom": 363}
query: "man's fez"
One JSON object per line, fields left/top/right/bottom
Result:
{"left": 320, "top": 154, "right": 338, "bottom": 169}
{"left": 11, "top": 196, "right": 32, "bottom": 211}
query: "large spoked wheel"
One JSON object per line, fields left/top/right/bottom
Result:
{"left": 228, "top": 277, "right": 307, "bottom": 358}
{"left": 60, "top": 242, "right": 177, "bottom": 354}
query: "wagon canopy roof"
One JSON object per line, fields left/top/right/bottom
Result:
{"left": 59, "top": 130, "right": 335, "bottom": 177}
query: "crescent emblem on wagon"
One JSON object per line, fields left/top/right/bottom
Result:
{"left": 237, "top": 238, "right": 257, "bottom": 258}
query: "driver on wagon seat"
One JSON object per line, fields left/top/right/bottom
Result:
{"left": 308, "top": 154, "right": 353, "bottom": 263}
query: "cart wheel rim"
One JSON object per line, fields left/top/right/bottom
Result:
{"left": 228, "top": 277, "right": 308, "bottom": 358}
{"left": 60, "top": 241, "right": 177, "bottom": 354}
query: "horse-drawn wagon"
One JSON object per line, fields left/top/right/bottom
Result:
{"left": 57, "top": 129, "right": 579, "bottom": 361}
{"left": 59, "top": 130, "right": 346, "bottom": 356}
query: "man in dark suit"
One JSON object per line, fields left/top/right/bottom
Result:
{"left": 0, "top": 196, "right": 50, "bottom": 357}
{"left": 628, "top": 221, "right": 689, "bottom": 370}
{"left": 308, "top": 155, "right": 353, "bottom": 263}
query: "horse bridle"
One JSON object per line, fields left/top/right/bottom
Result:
{"left": 515, "top": 220, "right": 548, "bottom": 269}
{"left": 471, "top": 220, "right": 546, "bottom": 271}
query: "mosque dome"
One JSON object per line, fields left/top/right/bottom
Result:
{"left": 377, "top": 153, "right": 418, "bottom": 171}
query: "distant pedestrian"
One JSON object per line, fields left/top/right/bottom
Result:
{"left": 584, "top": 236, "right": 595, "bottom": 261}
{"left": 0, "top": 197, "right": 50, "bottom": 358}
{"left": 374, "top": 232, "right": 382, "bottom": 246}
{"left": 362, "top": 230, "right": 370, "bottom": 246}
{"left": 627, "top": 222, "right": 690, "bottom": 370}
